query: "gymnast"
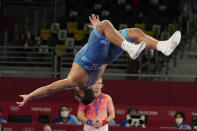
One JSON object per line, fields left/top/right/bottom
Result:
{"left": 17, "top": 14, "right": 181, "bottom": 106}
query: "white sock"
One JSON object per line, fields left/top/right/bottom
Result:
{"left": 157, "top": 40, "right": 177, "bottom": 56}
{"left": 121, "top": 40, "right": 146, "bottom": 60}
{"left": 157, "top": 41, "right": 167, "bottom": 54}
{"left": 121, "top": 40, "right": 131, "bottom": 52}
{"left": 157, "top": 31, "right": 181, "bottom": 56}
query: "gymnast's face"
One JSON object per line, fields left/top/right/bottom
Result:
{"left": 73, "top": 86, "right": 95, "bottom": 105}
{"left": 73, "top": 87, "right": 84, "bottom": 102}
{"left": 73, "top": 79, "right": 102, "bottom": 103}
{"left": 73, "top": 79, "right": 103, "bottom": 104}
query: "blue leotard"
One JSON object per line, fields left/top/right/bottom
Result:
{"left": 74, "top": 27, "right": 134, "bottom": 87}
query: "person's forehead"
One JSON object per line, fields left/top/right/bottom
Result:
{"left": 94, "top": 81, "right": 102, "bottom": 86}
{"left": 97, "top": 81, "right": 102, "bottom": 84}
{"left": 97, "top": 79, "right": 102, "bottom": 83}
{"left": 61, "top": 106, "right": 69, "bottom": 110}
{"left": 176, "top": 114, "right": 182, "bottom": 117}
{"left": 43, "top": 125, "right": 51, "bottom": 130}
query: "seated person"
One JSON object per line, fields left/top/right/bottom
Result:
{"left": 42, "top": 124, "right": 53, "bottom": 131}
{"left": 120, "top": 107, "right": 138, "bottom": 126}
{"left": 52, "top": 105, "right": 80, "bottom": 124}
{"left": 0, "top": 108, "right": 6, "bottom": 124}
{"left": 172, "top": 111, "right": 191, "bottom": 129}
{"left": 120, "top": 107, "right": 146, "bottom": 128}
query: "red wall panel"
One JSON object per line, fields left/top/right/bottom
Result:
{"left": 0, "top": 77, "right": 196, "bottom": 106}
{"left": 2, "top": 123, "right": 195, "bottom": 131}
{"left": 0, "top": 101, "right": 197, "bottom": 126}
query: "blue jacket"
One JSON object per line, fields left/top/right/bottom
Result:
{"left": 0, "top": 118, "right": 7, "bottom": 123}
{"left": 172, "top": 124, "right": 192, "bottom": 129}
{"left": 52, "top": 114, "right": 80, "bottom": 125}
{"left": 120, "top": 120, "right": 127, "bottom": 126}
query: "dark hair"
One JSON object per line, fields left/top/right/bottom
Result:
{"left": 174, "top": 111, "right": 185, "bottom": 121}
{"left": 81, "top": 88, "right": 95, "bottom": 105}
{"left": 128, "top": 108, "right": 138, "bottom": 114}
{"left": 73, "top": 88, "right": 81, "bottom": 98}
{"left": 0, "top": 108, "right": 2, "bottom": 113}
{"left": 42, "top": 124, "right": 53, "bottom": 131}
{"left": 58, "top": 105, "right": 70, "bottom": 116}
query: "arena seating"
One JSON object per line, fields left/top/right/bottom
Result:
{"left": 0, "top": 18, "right": 17, "bottom": 34}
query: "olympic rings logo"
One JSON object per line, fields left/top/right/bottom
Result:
{"left": 169, "top": 111, "right": 176, "bottom": 117}
{"left": 115, "top": 109, "right": 126, "bottom": 115}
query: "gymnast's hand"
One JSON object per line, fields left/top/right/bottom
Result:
{"left": 88, "top": 14, "right": 100, "bottom": 29}
{"left": 16, "top": 94, "right": 29, "bottom": 107}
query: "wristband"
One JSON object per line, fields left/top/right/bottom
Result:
{"left": 86, "top": 119, "right": 92, "bottom": 125}
{"left": 102, "top": 120, "right": 107, "bottom": 125}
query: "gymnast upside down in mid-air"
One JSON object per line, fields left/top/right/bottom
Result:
{"left": 17, "top": 14, "right": 181, "bottom": 106}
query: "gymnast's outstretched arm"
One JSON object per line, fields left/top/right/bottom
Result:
{"left": 16, "top": 63, "right": 90, "bottom": 106}
{"left": 16, "top": 79, "right": 74, "bottom": 106}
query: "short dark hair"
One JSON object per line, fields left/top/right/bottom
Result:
{"left": 128, "top": 108, "right": 138, "bottom": 114}
{"left": 81, "top": 88, "right": 95, "bottom": 105}
{"left": 58, "top": 105, "right": 70, "bottom": 116}
{"left": 174, "top": 111, "right": 185, "bottom": 121}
